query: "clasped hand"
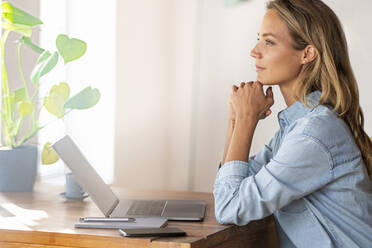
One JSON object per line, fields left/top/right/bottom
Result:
{"left": 229, "top": 81, "right": 274, "bottom": 122}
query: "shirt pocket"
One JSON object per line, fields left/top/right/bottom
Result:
{"left": 279, "top": 198, "right": 307, "bottom": 214}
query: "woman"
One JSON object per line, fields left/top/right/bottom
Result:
{"left": 213, "top": 0, "right": 372, "bottom": 247}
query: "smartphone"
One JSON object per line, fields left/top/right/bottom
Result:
{"left": 119, "top": 227, "right": 186, "bottom": 237}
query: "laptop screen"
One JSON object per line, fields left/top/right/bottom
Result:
{"left": 52, "top": 135, "right": 119, "bottom": 216}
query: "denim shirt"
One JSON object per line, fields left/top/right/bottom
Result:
{"left": 213, "top": 91, "right": 372, "bottom": 248}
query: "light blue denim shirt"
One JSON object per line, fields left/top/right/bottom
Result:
{"left": 214, "top": 90, "right": 372, "bottom": 248}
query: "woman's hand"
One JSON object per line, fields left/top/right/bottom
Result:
{"left": 230, "top": 81, "right": 274, "bottom": 121}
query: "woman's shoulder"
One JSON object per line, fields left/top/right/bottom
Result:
{"left": 288, "top": 105, "right": 344, "bottom": 136}
{"left": 289, "top": 105, "right": 361, "bottom": 165}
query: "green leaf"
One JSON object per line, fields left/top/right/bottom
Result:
{"left": 41, "top": 142, "right": 59, "bottom": 165}
{"left": 224, "top": 0, "right": 248, "bottom": 7}
{"left": 56, "top": 34, "right": 86, "bottom": 64}
{"left": 50, "top": 82, "right": 70, "bottom": 102}
{"left": 64, "top": 87, "right": 100, "bottom": 110}
{"left": 18, "top": 101, "right": 34, "bottom": 117}
{"left": 0, "top": 22, "right": 32, "bottom": 36}
{"left": 43, "top": 91, "right": 65, "bottom": 118}
{"left": 36, "top": 50, "right": 52, "bottom": 64}
{"left": 19, "top": 36, "right": 44, "bottom": 54}
{"left": 1, "top": 2, "right": 43, "bottom": 26}
{"left": 31, "top": 51, "right": 59, "bottom": 85}
{"left": 38, "top": 52, "right": 58, "bottom": 77}
{"left": 13, "top": 87, "right": 26, "bottom": 102}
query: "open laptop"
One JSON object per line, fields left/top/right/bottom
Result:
{"left": 52, "top": 135, "right": 206, "bottom": 221}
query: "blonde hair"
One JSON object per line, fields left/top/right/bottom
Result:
{"left": 267, "top": 0, "right": 372, "bottom": 180}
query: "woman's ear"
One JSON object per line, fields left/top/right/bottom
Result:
{"left": 301, "top": 45, "right": 317, "bottom": 64}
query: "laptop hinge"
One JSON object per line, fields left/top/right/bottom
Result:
{"left": 106, "top": 199, "right": 119, "bottom": 217}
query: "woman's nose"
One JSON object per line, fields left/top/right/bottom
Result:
{"left": 250, "top": 44, "right": 261, "bottom": 59}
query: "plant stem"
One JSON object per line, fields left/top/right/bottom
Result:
{"left": 30, "top": 85, "right": 39, "bottom": 101}
{"left": 1, "top": 30, "right": 14, "bottom": 147}
{"left": 16, "top": 42, "right": 39, "bottom": 145}
{"left": 17, "top": 43, "right": 30, "bottom": 99}
{"left": 16, "top": 126, "right": 43, "bottom": 147}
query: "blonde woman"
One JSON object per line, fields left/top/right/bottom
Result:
{"left": 213, "top": 0, "right": 372, "bottom": 247}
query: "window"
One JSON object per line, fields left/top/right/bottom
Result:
{"left": 39, "top": 0, "right": 116, "bottom": 183}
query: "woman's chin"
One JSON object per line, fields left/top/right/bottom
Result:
{"left": 255, "top": 77, "right": 270, "bottom": 85}
{"left": 256, "top": 76, "right": 277, "bottom": 86}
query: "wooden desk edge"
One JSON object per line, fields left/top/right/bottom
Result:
{"left": 0, "top": 215, "right": 278, "bottom": 248}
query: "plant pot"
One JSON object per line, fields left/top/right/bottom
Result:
{"left": 0, "top": 145, "right": 38, "bottom": 192}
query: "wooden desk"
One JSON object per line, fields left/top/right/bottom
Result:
{"left": 0, "top": 183, "right": 279, "bottom": 248}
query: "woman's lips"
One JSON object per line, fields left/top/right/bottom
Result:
{"left": 256, "top": 65, "right": 265, "bottom": 71}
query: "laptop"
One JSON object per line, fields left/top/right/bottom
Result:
{"left": 52, "top": 135, "right": 206, "bottom": 221}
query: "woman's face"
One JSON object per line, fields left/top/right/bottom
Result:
{"left": 250, "top": 10, "right": 304, "bottom": 86}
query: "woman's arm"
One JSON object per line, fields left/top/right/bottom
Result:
{"left": 225, "top": 117, "right": 258, "bottom": 163}
{"left": 222, "top": 82, "right": 273, "bottom": 165}
{"left": 221, "top": 119, "right": 235, "bottom": 165}
{"left": 221, "top": 85, "right": 239, "bottom": 165}
{"left": 214, "top": 132, "right": 333, "bottom": 225}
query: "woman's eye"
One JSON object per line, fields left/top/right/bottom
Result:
{"left": 265, "top": 40, "right": 274, "bottom": 45}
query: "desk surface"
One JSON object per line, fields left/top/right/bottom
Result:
{"left": 0, "top": 183, "right": 278, "bottom": 248}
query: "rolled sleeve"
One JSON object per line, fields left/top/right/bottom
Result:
{"left": 213, "top": 132, "right": 333, "bottom": 226}
{"left": 217, "top": 160, "right": 250, "bottom": 179}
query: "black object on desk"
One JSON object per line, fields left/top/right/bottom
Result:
{"left": 119, "top": 227, "right": 186, "bottom": 237}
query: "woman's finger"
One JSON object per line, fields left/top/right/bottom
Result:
{"left": 265, "top": 86, "right": 274, "bottom": 106}
{"left": 240, "top": 82, "right": 245, "bottom": 88}
{"left": 258, "top": 109, "right": 271, "bottom": 120}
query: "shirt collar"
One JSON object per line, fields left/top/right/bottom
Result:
{"left": 278, "top": 90, "right": 322, "bottom": 127}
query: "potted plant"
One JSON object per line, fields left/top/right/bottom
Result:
{"left": 0, "top": 2, "right": 100, "bottom": 192}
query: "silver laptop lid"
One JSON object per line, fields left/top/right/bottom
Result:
{"left": 52, "top": 135, "right": 119, "bottom": 217}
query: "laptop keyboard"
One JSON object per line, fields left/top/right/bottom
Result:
{"left": 126, "top": 200, "right": 167, "bottom": 216}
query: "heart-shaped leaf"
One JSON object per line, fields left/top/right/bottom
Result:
{"left": 64, "top": 87, "right": 100, "bottom": 110}
{"left": 43, "top": 91, "right": 65, "bottom": 118}
{"left": 50, "top": 82, "right": 70, "bottom": 102}
{"left": 1, "top": 2, "right": 43, "bottom": 26}
{"left": 56, "top": 34, "right": 86, "bottom": 64}
{"left": 31, "top": 50, "right": 59, "bottom": 85}
{"left": 42, "top": 142, "right": 59, "bottom": 165}
{"left": 18, "top": 101, "right": 34, "bottom": 117}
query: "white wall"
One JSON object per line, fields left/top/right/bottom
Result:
{"left": 114, "top": 0, "right": 171, "bottom": 189}
{"left": 167, "top": 1, "right": 200, "bottom": 191}
{"left": 114, "top": 0, "right": 372, "bottom": 193}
